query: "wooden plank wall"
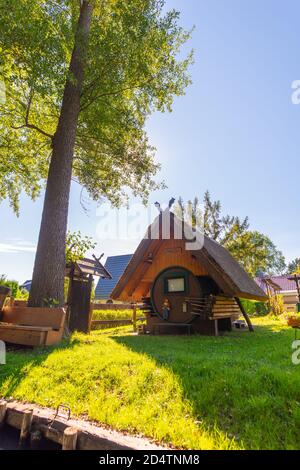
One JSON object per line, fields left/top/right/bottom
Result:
{"left": 210, "top": 296, "right": 241, "bottom": 319}
{"left": 132, "top": 239, "right": 208, "bottom": 300}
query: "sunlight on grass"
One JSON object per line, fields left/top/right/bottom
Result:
{"left": 0, "top": 317, "right": 299, "bottom": 449}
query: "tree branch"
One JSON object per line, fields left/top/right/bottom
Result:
{"left": 11, "top": 92, "right": 54, "bottom": 140}
{"left": 80, "top": 77, "right": 155, "bottom": 112}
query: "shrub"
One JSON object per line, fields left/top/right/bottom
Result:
{"left": 0, "top": 275, "right": 27, "bottom": 299}
{"left": 268, "top": 294, "right": 286, "bottom": 317}
{"left": 241, "top": 299, "right": 268, "bottom": 316}
{"left": 16, "top": 288, "right": 29, "bottom": 300}
{"left": 92, "top": 309, "right": 135, "bottom": 321}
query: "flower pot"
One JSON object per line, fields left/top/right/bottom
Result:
{"left": 0, "top": 285, "right": 11, "bottom": 311}
{"left": 287, "top": 316, "right": 300, "bottom": 327}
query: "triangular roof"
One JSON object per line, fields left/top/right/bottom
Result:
{"left": 95, "top": 254, "right": 133, "bottom": 300}
{"left": 65, "top": 257, "right": 112, "bottom": 279}
{"left": 111, "top": 211, "right": 267, "bottom": 301}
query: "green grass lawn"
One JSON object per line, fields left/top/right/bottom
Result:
{"left": 0, "top": 317, "right": 299, "bottom": 449}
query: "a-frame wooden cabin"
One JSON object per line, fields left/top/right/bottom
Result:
{"left": 111, "top": 210, "right": 267, "bottom": 335}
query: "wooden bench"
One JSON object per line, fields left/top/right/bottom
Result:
{"left": 0, "top": 307, "right": 66, "bottom": 346}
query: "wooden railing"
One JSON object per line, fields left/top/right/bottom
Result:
{"left": 91, "top": 302, "right": 136, "bottom": 311}
{"left": 90, "top": 302, "right": 145, "bottom": 332}
{"left": 185, "top": 296, "right": 213, "bottom": 319}
{"left": 185, "top": 295, "right": 242, "bottom": 320}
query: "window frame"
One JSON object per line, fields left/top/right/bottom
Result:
{"left": 163, "top": 272, "right": 188, "bottom": 294}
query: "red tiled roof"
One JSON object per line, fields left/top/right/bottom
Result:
{"left": 255, "top": 275, "right": 297, "bottom": 292}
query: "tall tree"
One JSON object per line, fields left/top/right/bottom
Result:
{"left": 0, "top": 0, "right": 192, "bottom": 306}
{"left": 174, "top": 192, "right": 286, "bottom": 277}
{"left": 224, "top": 230, "right": 286, "bottom": 277}
{"left": 30, "top": 0, "right": 93, "bottom": 306}
{"left": 287, "top": 258, "right": 300, "bottom": 275}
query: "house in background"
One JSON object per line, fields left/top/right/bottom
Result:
{"left": 255, "top": 275, "right": 299, "bottom": 312}
{"left": 95, "top": 254, "right": 133, "bottom": 301}
{"left": 20, "top": 280, "right": 32, "bottom": 292}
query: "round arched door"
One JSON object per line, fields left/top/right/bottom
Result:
{"left": 150, "top": 267, "right": 203, "bottom": 323}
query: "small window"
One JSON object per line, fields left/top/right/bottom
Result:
{"left": 166, "top": 277, "right": 185, "bottom": 293}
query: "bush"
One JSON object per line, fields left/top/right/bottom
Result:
{"left": 16, "top": 288, "right": 29, "bottom": 300}
{"left": 241, "top": 299, "right": 268, "bottom": 316}
{"left": 268, "top": 294, "right": 286, "bottom": 317}
{"left": 0, "top": 275, "right": 28, "bottom": 299}
{"left": 92, "top": 309, "right": 135, "bottom": 321}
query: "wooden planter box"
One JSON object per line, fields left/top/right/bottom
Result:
{"left": 287, "top": 316, "right": 300, "bottom": 328}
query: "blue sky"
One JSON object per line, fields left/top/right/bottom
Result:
{"left": 1, "top": 0, "right": 300, "bottom": 283}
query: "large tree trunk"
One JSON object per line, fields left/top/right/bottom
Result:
{"left": 28, "top": 1, "right": 93, "bottom": 307}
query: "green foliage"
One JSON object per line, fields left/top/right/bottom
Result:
{"left": 0, "top": 275, "right": 28, "bottom": 299}
{"left": 66, "top": 230, "right": 96, "bottom": 264}
{"left": 64, "top": 277, "right": 69, "bottom": 303}
{"left": 0, "top": 276, "right": 18, "bottom": 298}
{"left": 242, "top": 294, "right": 286, "bottom": 318}
{"left": 92, "top": 309, "right": 140, "bottom": 321}
{"left": 0, "top": 0, "right": 192, "bottom": 212}
{"left": 268, "top": 294, "right": 286, "bottom": 317}
{"left": 224, "top": 230, "right": 286, "bottom": 277}
{"left": 16, "top": 288, "right": 29, "bottom": 300}
{"left": 174, "top": 192, "right": 286, "bottom": 277}
{"left": 286, "top": 311, "right": 300, "bottom": 320}
{"left": 287, "top": 258, "right": 300, "bottom": 275}
{"left": 240, "top": 299, "right": 268, "bottom": 316}
{"left": 1, "top": 317, "right": 300, "bottom": 449}
{"left": 43, "top": 297, "right": 60, "bottom": 308}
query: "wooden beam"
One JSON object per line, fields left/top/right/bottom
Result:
{"left": 132, "top": 304, "right": 137, "bottom": 333}
{"left": 127, "top": 239, "right": 161, "bottom": 297}
{"left": 235, "top": 297, "right": 254, "bottom": 332}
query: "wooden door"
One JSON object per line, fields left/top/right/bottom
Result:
{"left": 151, "top": 267, "right": 202, "bottom": 323}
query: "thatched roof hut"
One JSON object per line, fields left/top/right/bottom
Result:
{"left": 112, "top": 211, "right": 267, "bottom": 335}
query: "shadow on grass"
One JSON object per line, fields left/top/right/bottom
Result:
{"left": 0, "top": 337, "right": 81, "bottom": 397}
{"left": 112, "top": 320, "right": 297, "bottom": 449}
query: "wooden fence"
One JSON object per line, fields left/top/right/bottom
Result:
{"left": 9, "top": 299, "right": 145, "bottom": 332}
{"left": 90, "top": 303, "right": 145, "bottom": 331}
{"left": 91, "top": 302, "right": 134, "bottom": 311}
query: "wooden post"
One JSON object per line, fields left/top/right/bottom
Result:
{"left": 62, "top": 426, "right": 78, "bottom": 450}
{"left": 132, "top": 303, "right": 137, "bottom": 333}
{"left": 214, "top": 319, "right": 219, "bottom": 336}
{"left": 87, "top": 274, "right": 93, "bottom": 333}
{"left": 235, "top": 297, "right": 254, "bottom": 332}
{"left": 294, "top": 275, "right": 300, "bottom": 303}
{"left": 19, "top": 409, "right": 33, "bottom": 445}
{"left": 0, "top": 400, "right": 7, "bottom": 428}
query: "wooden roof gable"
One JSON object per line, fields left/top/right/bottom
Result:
{"left": 66, "top": 257, "right": 112, "bottom": 279}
